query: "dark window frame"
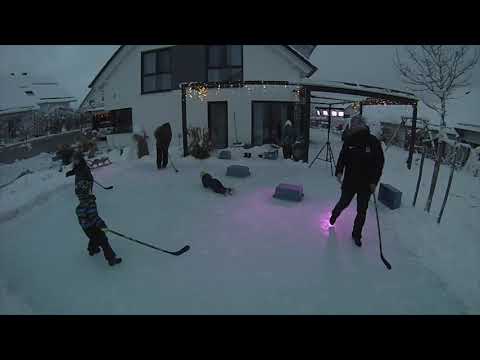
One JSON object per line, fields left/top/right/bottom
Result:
{"left": 206, "top": 45, "right": 243, "bottom": 82}
{"left": 141, "top": 47, "right": 173, "bottom": 95}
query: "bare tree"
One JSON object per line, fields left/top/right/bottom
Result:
{"left": 394, "top": 45, "right": 479, "bottom": 212}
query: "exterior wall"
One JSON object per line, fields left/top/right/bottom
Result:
{"left": 98, "top": 45, "right": 309, "bottom": 150}
{"left": 243, "top": 45, "right": 307, "bottom": 81}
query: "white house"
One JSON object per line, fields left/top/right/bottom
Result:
{"left": 85, "top": 45, "right": 318, "bottom": 151}
{"left": 0, "top": 73, "right": 77, "bottom": 142}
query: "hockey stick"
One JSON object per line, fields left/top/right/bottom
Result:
{"left": 169, "top": 154, "right": 179, "bottom": 173}
{"left": 106, "top": 229, "right": 190, "bottom": 256}
{"left": 373, "top": 194, "right": 392, "bottom": 270}
{"left": 94, "top": 180, "right": 114, "bottom": 190}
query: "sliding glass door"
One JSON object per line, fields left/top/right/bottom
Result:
{"left": 252, "top": 102, "right": 300, "bottom": 146}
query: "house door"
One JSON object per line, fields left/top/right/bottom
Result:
{"left": 208, "top": 101, "right": 228, "bottom": 149}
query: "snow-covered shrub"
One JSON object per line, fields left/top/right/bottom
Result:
{"left": 187, "top": 127, "right": 213, "bottom": 159}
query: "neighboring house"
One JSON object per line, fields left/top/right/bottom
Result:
{"left": 85, "top": 45, "right": 318, "bottom": 150}
{"left": 0, "top": 73, "right": 77, "bottom": 143}
{"left": 454, "top": 123, "right": 480, "bottom": 148}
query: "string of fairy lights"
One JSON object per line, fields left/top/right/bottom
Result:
{"left": 183, "top": 82, "right": 409, "bottom": 108}
{"left": 183, "top": 81, "right": 303, "bottom": 102}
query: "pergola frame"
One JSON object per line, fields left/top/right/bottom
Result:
{"left": 181, "top": 80, "right": 419, "bottom": 169}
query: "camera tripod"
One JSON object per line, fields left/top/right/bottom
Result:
{"left": 308, "top": 111, "right": 336, "bottom": 176}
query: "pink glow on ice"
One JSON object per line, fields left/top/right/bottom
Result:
{"left": 318, "top": 210, "right": 334, "bottom": 236}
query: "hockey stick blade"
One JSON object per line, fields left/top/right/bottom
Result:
{"left": 381, "top": 254, "right": 392, "bottom": 270}
{"left": 165, "top": 245, "right": 190, "bottom": 256}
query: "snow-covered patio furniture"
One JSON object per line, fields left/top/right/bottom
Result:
{"left": 218, "top": 150, "right": 232, "bottom": 160}
{"left": 226, "top": 165, "right": 250, "bottom": 178}
{"left": 273, "top": 183, "right": 304, "bottom": 202}
{"left": 378, "top": 183, "right": 402, "bottom": 210}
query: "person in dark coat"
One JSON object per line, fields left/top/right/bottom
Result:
{"left": 329, "top": 116, "right": 385, "bottom": 247}
{"left": 75, "top": 179, "right": 122, "bottom": 266}
{"left": 66, "top": 152, "right": 94, "bottom": 195}
{"left": 281, "top": 120, "right": 296, "bottom": 159}
{"left": 154, "top": 122, "right": 172, "bottom": 169}
{"left": 201, "top": 171, "right": 233, "bottom": 196}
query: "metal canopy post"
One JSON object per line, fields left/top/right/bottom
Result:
{"left": 407, "top": 102, "right": 418, "bottom": 170}
{"left": 181, "top": 84, "right": 188, "bottom": 157}
{"left": 303, "top": 86, "right": 311, "bottom": 163}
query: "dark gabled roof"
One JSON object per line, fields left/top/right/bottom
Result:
{"left": 88, "top": 45, "right": 318, "bottom": 88}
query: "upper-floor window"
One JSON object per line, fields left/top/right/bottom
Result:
{"left": 207, "top": 45, "right": 243, "bottom": 82}
{"left": 141, "top": 48, "right": 172, "bottom": 93}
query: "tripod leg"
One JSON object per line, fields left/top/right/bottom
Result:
{"left": 328, "top": 146, "right": 334, "bottom": 176}
{"left": 308, "top": 143, "right": 327, "bottom": 168}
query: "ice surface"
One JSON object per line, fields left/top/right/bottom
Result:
{"left": 0, "top": 130, "right": 479, "bottom": 314}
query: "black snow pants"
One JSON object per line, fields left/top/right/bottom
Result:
{"left": 210, "top": 178, "right": 231, "bottom": 195}
{"left": 331, "top": 188, "right": 371, "bottom": 239}
{"left": 156, "top": 143, "right": 170, "bottom": 169}
{"left": 84, "top": 227, "right": 116, "bottom": 262}
{"left": 282, "top": 144, "right": 293, "bottom": 159}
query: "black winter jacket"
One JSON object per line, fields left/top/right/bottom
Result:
{"left": 66, "top": 159, "right": 94, "bottom": 191}
{"left": 154, "top": 122, "right": 172, "bottom": 146}
{"left": 335, "top": 128, "right": 384, "bottom": 191}
{"left": 282, "top": 125, "right": 296, "bottom": 145}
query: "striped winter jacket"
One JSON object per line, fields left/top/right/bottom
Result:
{"left": 75, "top": 196, "right": 107, "bottom": 231}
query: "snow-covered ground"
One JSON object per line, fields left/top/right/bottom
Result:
{"left": 1, "top": 129, "right": 479, "bottom": 314}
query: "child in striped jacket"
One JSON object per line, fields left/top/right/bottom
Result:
{"left": 75, "top": 179, "right": 122, "bottom": 266}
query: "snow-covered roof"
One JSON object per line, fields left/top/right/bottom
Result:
{"left": 455, "top": 123, "right": 480, "bottom": 133}
{"left": 0, "top": 74, "right": 76, "bottom": 116}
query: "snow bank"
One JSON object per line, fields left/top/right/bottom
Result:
{"left": 0, "top": 170, "right": 72, "bottom": 224}
{"left": 0, "top": 152, "right": 55, "bottom": 185}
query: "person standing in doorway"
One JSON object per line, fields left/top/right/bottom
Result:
{"left": 281, "top": 120, "right": 296, "bottom": 159}
{"left": 329, "top": 116, "right": 385, "bottom": 247}
{"left": 154, "top": 122, "right": 172, "bottom": 169}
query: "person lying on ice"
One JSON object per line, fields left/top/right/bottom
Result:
{"left": 66, "top": 152, "right": 94, "bottom": 194}
{"left": 75, "top": 178, "right": 122, "bottom": 266}
{"left": 200, "top": 171, "right": 233, "bottom": 196}
{"left": 329, "top": 116, "right": 385, "bottom": 247}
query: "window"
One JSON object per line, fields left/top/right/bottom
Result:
{"left": 141, "top": 48, "right": 172, "bottom": 93}
{"left": 109, "top": 108, "right": 132, "bottom": 134}
{"left": 207, "top": 45, "right": 243, "bottom": 82}
{"left": 25, "top": 91, "right": 35, "bottom": 96}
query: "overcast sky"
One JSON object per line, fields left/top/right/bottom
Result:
{"left": 1, "top": 45, "right": 479, "bottom": 124}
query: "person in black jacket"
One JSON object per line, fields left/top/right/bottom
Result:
{"left": 154, "top": 122, "right": 172, "bottom": 169}
{"left": 66, "top": 152, "right": 94, "bottom": 195}
{"left": 329, "top": 116, "right": 385, "bottom": 247}
{"left": 201, "top": 171, "right": 233, "bottom": 196}
{"left": 75, "top": 178, "right": 122, "bottom": 266}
